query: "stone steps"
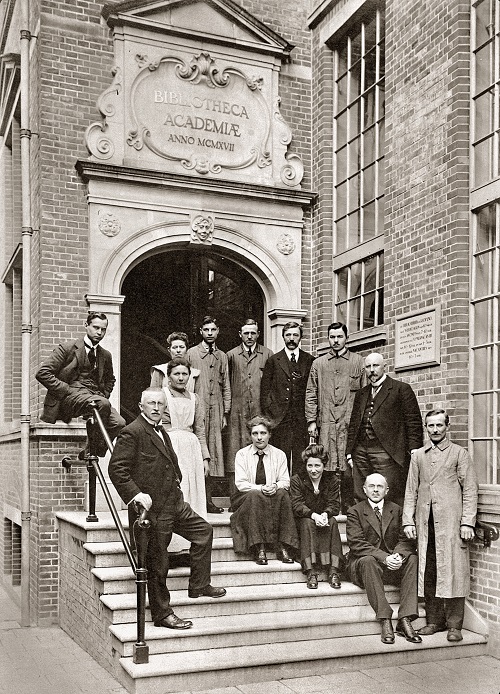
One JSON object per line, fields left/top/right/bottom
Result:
{"left": 117, "top": 630, "right": 487, "bottom": 694}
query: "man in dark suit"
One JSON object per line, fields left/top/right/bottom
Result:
{"left": 36, "top": 311, "right": 125, "bottom": 456}
{"left": 260, "top": 321, "right": 314, "bottom": 474}
{"left": 346, "top": 473, "right": 422, "bottom": 645}
{"left": 109, "top": 387, "right": 226, "bottom": 630}
{"left": 346, "top": 352, "right": 423, "bottom": 506}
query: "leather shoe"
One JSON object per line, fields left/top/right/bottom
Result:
{"left": 396, "top": 617, "right": 422, "bottom": 643}
{"left": 447, "top": 628, "right": 463, "bottom": 642}
{"left": 154, "top": 614, "right": 192, "bottom": 629}
{"left": 418, "top": 623, "right": 447, "bottom": 636}
{"left": 328, "top": 572, "right": 341, "bottom": 589}
{"left": 256, "top": 548, "right": 268, "bottom": 565}
{"left": 279, "top": 546, "right": 294, "bottom": 564}
{"left": 306, "top": 572, "right": 318, "bottom": 589}
{"left": 380, "top": 618, "right": 395, "bottom": 644}
{"left": 207, "top": 502, "right": 223, "bottom": 514}
{"left": 188, "top": 585, "right": 226, "bottom": 599}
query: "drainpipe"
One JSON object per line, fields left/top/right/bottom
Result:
{"left": 19, "top": 0, "right": 33, "bottom": 627}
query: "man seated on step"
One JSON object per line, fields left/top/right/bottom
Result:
{"left": 345, "top": 473, "right": 422, "bottom": 645}
{"left": 109, "top": 387, "right": 226, "bottom": 631}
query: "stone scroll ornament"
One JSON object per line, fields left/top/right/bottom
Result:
{"left": 126, "top": 52, "right": 272, "bottom": 176}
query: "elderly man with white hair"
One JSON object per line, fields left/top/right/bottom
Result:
{"left": 346, "top": 352, "right": 423, "bottom": 506}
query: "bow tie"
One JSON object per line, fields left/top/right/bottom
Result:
{"left": 153, "top": 423, "right": 163, "bottom": 433}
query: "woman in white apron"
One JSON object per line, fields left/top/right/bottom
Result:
{"left": 150, "top": 331, "right": 200, "bottom": 393}
{"left": 162, "top": 358, "right": 209, "bottom": 553}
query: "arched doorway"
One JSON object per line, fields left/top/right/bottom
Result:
{"left": 120, "top": 248, "right": 265, "bottom": 421}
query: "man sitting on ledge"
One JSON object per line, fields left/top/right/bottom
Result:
{"left": 36, "top": 311, "right": 125, "bottom": 457}
{"left": 345, "top": 473, "right": 422, "bottom": 645}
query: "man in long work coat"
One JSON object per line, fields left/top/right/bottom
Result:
{"left": 260, "top": 321, "right": 314, "bottom": 475}
{"left": 346, "top": 352, "right": 423, "bottom": 506}
{"left": 225, "top": 319, "right": 273, "bottom": 483}
{"left": 403, "top": 409, "right": 478, "bottom": 643}
{"left": 108, "top": 387, "right": 226, "bottom": 630}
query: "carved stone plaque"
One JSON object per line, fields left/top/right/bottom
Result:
{"left": 395, "top": 307, "right": 441, "bottom": 371}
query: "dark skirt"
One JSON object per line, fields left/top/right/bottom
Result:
{"left": 297, "top": 516, "right": 343, "bottom": 573}
{"left": 230, "top": 488, "right": 299, "bottom": 554}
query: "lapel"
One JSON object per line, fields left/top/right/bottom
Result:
{"left": 363, "top": 500, "right": 384, "bottom": 537}
{"left": 96, "top": 344, "right": 105, "bottom": 383}
{"left": 380, "top": 501, "right": 395, "bottom": 538}
{"left": 75, "top": 338, "right": 87, "bottom": 371}
{"left": 357, "top": 384, "right": 371, "bottom": 417}
{"left": 371, "top": 376, "right": 392, "bottom": 416}
{"left": 140, "top": 416, "right": 169, "bottom": 459}
{"left": 277, "top": 349, "right": 292, "bottom": 376}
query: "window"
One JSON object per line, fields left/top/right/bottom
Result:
{"left": 333, "top": 7, "right": 385, "bottom": 332}
{"left": 335, "top": 252, "right": 384, "bottom": 333}
{"left": 471, "top": 203, "right": 500, "bottom": 484}
{"left": 472, "top": 0, "right": 499, "bottom": 188}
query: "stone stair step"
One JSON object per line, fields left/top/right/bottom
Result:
{"left": 100, "top": 582, "right": 402, "bottom": 624}
{"left": 92, "top": 559, "right": 310, "bottom": 594}
{"left": 117, "top": 630, "right": 487, "bottom": 694}
{"left": 110, "top": 605, "right": 427, "bottom": 656}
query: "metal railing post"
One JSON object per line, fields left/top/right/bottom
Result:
{"left": 133, "top": 508, "right": 150, "bottom": 664}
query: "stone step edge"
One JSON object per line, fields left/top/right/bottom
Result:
{"left": 92, "top": 559, "right": 305, "bottom": 583}
{"left": 100, "top": 581, "right": 400, "bottom": 610}
{"left": 120, "top": 630, "right": 485, "bottom": 679}
{"left": 109, "top": 603, "right": 426, "bottom": 644}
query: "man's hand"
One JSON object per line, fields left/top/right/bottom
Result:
{"left": 222, "top": 415, "right": 228, "bottom": 429}
{"left": 346, "top": 454, "right": 353, "bottom": 469}
{"left": 404, "top": 525, "right": 417, "bottom": 540}
{"left": 133, "top": 492, "right": 152, "bottom": 511}
{"left": 203, "top": 459, "right": 210, "bottom": 476}
{"left": 311, "top": 512, "right": 329, "bottom": 527}
{"left": 385, "top": 553, "right": 403, "bottom": 571}
{"left": 308, "top": 422, "right": 318, "bottom": 438}
{"left": 261, "top": 483, "right": 277, "bottom": 496}
{"left": 460, "top": 525, "right": 475, "bottom": 541}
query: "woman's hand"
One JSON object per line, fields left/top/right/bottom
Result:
{"left": 312, "top": 512, "right": 329, "bottom": 527}
{"left": 203, "top": 459, "right": 210, "bottom": 476}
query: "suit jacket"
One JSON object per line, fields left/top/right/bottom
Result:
{"left": 36, "top": 338, "right": 116, "bottom": 423}
{"left": 346, "top": 499, "right": 415, "bottom": 571}
{"left": 108, "top": 415, "right": 183, "bottom": 523}
{"left": 260, "top": 348, "right": 314, "bottom": 426}
{"left": 290, "top": 472, "right": 341, "bottom": 519}
{"left": 346, "top": 375, "right": 423, "bottom": 467}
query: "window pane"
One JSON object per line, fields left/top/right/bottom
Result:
{"left": 337, "top": 268, "right": 348, "bottom": 303}
{"left": 363, "top": 201, "right": 376, "bottom": 240}
{"left": 336, "top": 301, "right": 347, "bottom": 324}
{"left": 348, "top": 210, "right": 360, "bottom": 247}
{"left": 363, "top": 290, "right": 376, "bottom": 329}
{"left": 336, "top": 146, "right": 348, "bottom": 182}
{"left": 364, "top": 87, "right": 376, "bottom": 129}
{"left": 365, "top": 48, "right": 377, "bottom": 90}
{"left": 348, "top": 136, "right": 360, "bottom": 177}
{"left": 473, "top": 393, "right": 494, "bottom": 437}
{"left": 474, "top": 346, "right": 494, "bottom": 391}
{"left": 476, "top": 0, "right": 494, "bottom": 47}
{"left": 338, "top": 43, "right": 348, "bottom": 75}
{"left": 336, "top": 217, "right": 347, "bottom": 254}
{"left": 350, "top": 262, "right": 362, "bottom": 297}
{"left": 475, "top": 43, "right": 494, "bottom": 95}
{"left": 336, "top": 182, "right": 347, "bottom": 219}
{"left": 349, "top": 100, "right": 360, "bottom": 137}
{"left": 474, "top": 137, "right": 494, "bottom": 187}
{"left": 474, "top": 298, "right": 495, "bottom": 344}
{"left": 474, "top": 249, "right": 495, "bottom": 297}
{"left": 363, "top": 163, "right": 375, "bottom": 203}
{"left": 337, "top": 111, "right": 348, "bottom": 148}
{"left": 336, "top": 74, "right": 348, "bottom": 114}
{"left": 363, "top": 125, "right": 376, "bottom": 166}
{"left": 476, "top": 204, "right": 496, "bottom": 252}
{"left": 474, "top": 89, "right": 494, "bottom": 141}
{"left": 365, "top": 255, "right": 377, "bottom": 292}
{"left": 348, "top": 174, "right": 360, "bottom": 212}
{"left": 377, "top": 157, "right": 385, "bottom": 197}
{"left": 364, "top": 14, "right": 377, "bottom": 53}
{"left": 377, "top": 196, "right": 385, "bottom": 235}
{"left": 351, "top": 32, "right": 362, "bottom": 68}
{"left": 349, "top": 296, "right": 361, "bottom": 332}
{"left": 377, "top": 287, "right": 384, "bottom": 325}
{"left": 350, "top": 61, "right": 362, "bottom": 101}
{"left": 471, "top": 440, "right": 491, "bottom": 484}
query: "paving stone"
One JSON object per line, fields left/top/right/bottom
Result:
{"left": 280, "top": 675, "right": 333, "bottom": 693}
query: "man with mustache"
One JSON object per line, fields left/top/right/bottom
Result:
{"left": 260, "top": 321, "right": 314, "bottom": 474}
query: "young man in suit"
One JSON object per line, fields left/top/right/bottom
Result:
{"left": 346, "top": 473, "right": 422, "bottom": 645}
{"left": 346, "top": 352, "right": 423, "bottom": 506}
{"left": 260, "top": 321, "right": 314, "bottom": 475}
{"left": 109, "top": 388, "right": 226, "bottom": 630}
{"left": 36, "top": 311, "right": 125, "bottom": 457}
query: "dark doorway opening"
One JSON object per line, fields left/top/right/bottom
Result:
{"left": 120, "top": 248, "right": 265, "bottom": 421}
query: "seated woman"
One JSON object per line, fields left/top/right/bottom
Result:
{"left": 290, "top": 444, "right": 343, "bottom": 589}
{"left": 230, "top": 415, "right": 299, "bottom": 565}
{"left": 159, "top": 358, "right": 209, "bottom": 553}
{"left": 150, "top": 332, "right": 200, "bottom": 393}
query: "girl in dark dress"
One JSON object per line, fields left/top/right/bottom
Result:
{"left": 290, "top": 444, "right": 343, "bottom": 589}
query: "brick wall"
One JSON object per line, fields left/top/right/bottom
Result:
{"left": 470, "top": 539, "right": 500, "bottom": 656}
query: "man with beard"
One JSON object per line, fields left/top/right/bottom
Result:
{"left": 260, "top": 322, "right": 314, "bottom": 474}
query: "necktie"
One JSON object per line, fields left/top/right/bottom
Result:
{"left": 255, "top": 450, "right": 266, "bottom": 485}
{"left": 88, "top": 347, "right": 96, "bottom": 369}
{"left": 208, "top": 344, "right": 214, "bottom": 354}
{"left": 153, "top": 423, "right": 163, "bottom": 433}
{"left": 374, "top": 505, "right": 382, "bottom": 527}
{"left": 247, "top": 348, "right": 252, "bottom": 358}
{"left": 290, "top": 353, "right": 296, "bottom": 364}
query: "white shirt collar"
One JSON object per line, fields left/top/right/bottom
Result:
{"left": 250, "top": 444, "right": 269, "bottom": 456}
{"left": 371, "top": 374, "right": 387, "bottom": 389}
{"left": 368, "top": 499, "right": 384, "bottom": 512}
{"left": 84, "top": 338, "right": 95, "bottom": 351}
{"left": 284, "top": 347, "right": 300, "bottom": 359}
